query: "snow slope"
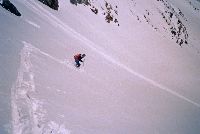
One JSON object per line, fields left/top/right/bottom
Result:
{"left": 0, "top": 0, "right": 200, "bottom": 133}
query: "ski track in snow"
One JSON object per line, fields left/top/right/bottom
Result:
{"left": 12, "top": 42, "right": 71, "bottom": 134}
{"left": 26, "top": 0, "right": 200, "bottom": 108}
{"left": 18, "top": 0, "right": 200, "bottom": 108}
{"left": 25, "top": 19, "right": 40, "bottom": 29}
{"left": 12, "top": 44, "right": 41, "bottom": 134}
{"left": 21, "top": 41, "right": 85, "bottom": 73}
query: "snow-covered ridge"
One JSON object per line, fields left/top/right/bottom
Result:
{"left": 12, "top": 41, "right": 71, "bottom": 134}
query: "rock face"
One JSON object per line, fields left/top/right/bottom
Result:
{"left": 38, "top": 0, "right": 59, "bottom": 10}
{"left": 70, "top": 0, "right": 89, "bottom": 5}
{"left": 0, "top": 0, "right": 21, "bottom": 16}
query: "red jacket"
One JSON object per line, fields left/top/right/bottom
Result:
{"left": 74, "top": 54, "right": 82, "bottom": 61}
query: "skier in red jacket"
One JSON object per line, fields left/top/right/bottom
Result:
{"left": 74, "top": 53, "right": 86, "bottom": 67}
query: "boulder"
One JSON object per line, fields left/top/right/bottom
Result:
{"left": 38, "top": 0, "right": 59, "bottom": 10}
{"left": 0, "top": 0, "right": 21, "bottom": 16}
{"left": 70, "top": 0, "right": 89, "bottom": 6}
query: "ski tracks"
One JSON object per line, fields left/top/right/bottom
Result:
{"left": 25, "top": 19, "right": 40, "bottom": 29}
{"left": 23, "top": 0, "right": 200, "bottom": 108}
{"left": 12, "top": 43, "right": 43, "bottom": 134}
{"left": 21, "top": 41, "right": 85, "bottom": 73}
{"left": 11, "top": 41, "right": 72, "bottom": 134}
{"left": 17, "top": 0, "right": 200, "bottom": 110}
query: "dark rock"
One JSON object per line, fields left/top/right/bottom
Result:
{"left": 105, "top": 13, "right": 113, "bottom": 23}
{"left": 38, "top": 0, "right": 59, "bottom": 10}
{"left": 91, "top": 7, "right": 98, "bottom": 14}
{"left": 0, "top": 0, "right": 21, "bottom": 16}
{"left": 171, "top": 30, "right": 176, "bottom": 36}
{"left": 177, "top": 19, "right": 181, "bottom": 24}
{"left": 70, "top": 0, "right": 77, "bottom": 5}
{"left": 114, "top": 18, "right": 118, "bottom": 23}
{"left": 70, "top": 0, "right": 89, "bottom": 6}
{"left": 179, "top": 39, "right": 183, "bottom": 46}
{"left": 169, "top": 12, "right": 173, "bottom": 18}
{"left": 185, "top": 40, "right": 188, "bottom": 44}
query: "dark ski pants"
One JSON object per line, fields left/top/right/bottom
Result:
{"left": 75, "top": 60, "right": 81, "bottom": 67}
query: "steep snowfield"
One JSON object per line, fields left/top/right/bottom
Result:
{"left": 0, "top": 0, "right": 200, "bottom": 133}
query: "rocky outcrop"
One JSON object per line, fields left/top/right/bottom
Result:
{"left": 130, "top": 0, "right": 189, "bottom": 47}
{"left": 70, "top": 0, "right": 120, "bottom": 26}
{"left": 103, "top": 1, "right": 119, "bottom": 25}
{"left": 70, "top": 0, "right": 89, "bottom": 6}
{"left": 0, "top": 0, "right": 21, "bottom": 16}
{"left": 38, "top": 0, "right": 59, "bottom": 10}
{"left": 157, "top": 0, "right": 189, "bottom": 46}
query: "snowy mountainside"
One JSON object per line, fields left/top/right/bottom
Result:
{"left": 69, "top": 0, "right": 195, "bottom": 47}
{"left": 0, "top": 0, "right": 200, "bottom": 134}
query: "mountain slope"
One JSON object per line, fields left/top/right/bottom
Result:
{"left": 0, "top": 0, "right": 200, "bottom": 134}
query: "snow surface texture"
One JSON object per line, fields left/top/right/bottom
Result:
{"left": 12, "top": 41, "right": 70, "bottom": 134}
{"left": 0, "top": 0, "right": 200, "bottom": 134}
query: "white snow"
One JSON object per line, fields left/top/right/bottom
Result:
{"left": 25, "top": 19, "right": 40, "bottom": 29}
{"left": 45, "top": 121, "right": 71, "bottom": 134}
{"left": 1, "top": 0, "right": 200, "bottom": 133}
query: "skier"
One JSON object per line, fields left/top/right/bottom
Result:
{"left": 74, "top": 53, "right": 86, "bottom": 67}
